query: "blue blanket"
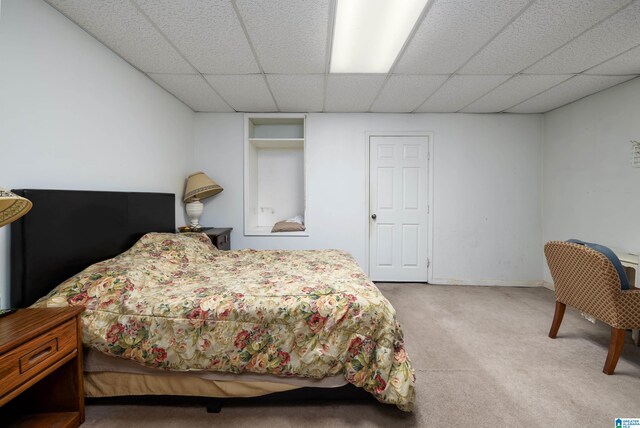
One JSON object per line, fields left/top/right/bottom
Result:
{"left": 567, "top": 239, "right": 630, "bottom": 290}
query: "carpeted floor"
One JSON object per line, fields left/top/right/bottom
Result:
{"left": 83, "top": 283, "right": 640, "bottom": 427}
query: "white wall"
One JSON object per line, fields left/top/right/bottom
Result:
{"left": 542, "top": 77, "right": 640, "bottom": 283}
{"left": 195, "top": 113, "right": 544, "bottom": 286}
{"left": 0, "top": 0, "right": 195, "bottom": 307}
{"left": 256, "top": 149, "right": 304, "bottom": 226}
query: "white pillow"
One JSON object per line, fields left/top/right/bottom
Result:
{"left": 286, "top": 214, "right": 304, "bottom": 224}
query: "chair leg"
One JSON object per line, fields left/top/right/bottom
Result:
{"left": 548, "top": 301, "right": 566, "bottom": 339}
{"left": 603, "top": 327, "right": 626, "bottom": 375}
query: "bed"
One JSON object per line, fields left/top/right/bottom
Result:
{"left": 10, "top": 189, "right": 415, "bottom": 412}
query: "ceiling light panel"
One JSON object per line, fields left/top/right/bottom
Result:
{"left": 235, "top": 0, "right": 330, "bottom": 74}
{"left": 331, "top": 0, "right": 429, "bottom": 73}
{"left": 416, "top": 75, "right": 511, "bottom": 112}
{"left": 45, "top": 0, "right": 193, "bottom": 73}
{"left": 462, "top": 74, "right": 572, "bottom": 113}
{"left": 506, "top": 75, "right": 635, "bottom": 113}
{"left": 266, "top": 75, "right": 325, "bottom": 112}
{"left": 325, "top": 75, "right": 387, "bottom": 112}
{"left": 526, "top": 1, "right": 640, "bottom": 74}
{"left": 586, "top": 45, "right": 640, "bottom": 75}
{"left": 148, "top": 74, "right": 233, "bottom": 112}
{"left": 461, "top": 0, "right": 631, "bottom": 74}
{"left": 134, "top": 0, "right": 259, "bottom": 74}
{"left": 371, "top": 75, "right": 448, "bottom": 112}
{"left": 205, "top": 75, "right": 276, "bottom": 112}
{"left": 395, "top": 0, "right": 528, "bottom": 74}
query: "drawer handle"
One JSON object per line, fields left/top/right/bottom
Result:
{"left": 29, "top": 345, "right": 54, "bottom": 364}
{"left": 19, "top": 338, "right": 59, "bottom": 373}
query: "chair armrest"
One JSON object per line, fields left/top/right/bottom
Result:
{"left": 614, "top": 289, "right": 640, "bottom": 330}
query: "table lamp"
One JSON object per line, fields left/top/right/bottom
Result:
{"left": 0, "top": 189, "right": 32, "bottom": 228}
{"left": 183, "top": 172, "right": 223, "bottom": 230}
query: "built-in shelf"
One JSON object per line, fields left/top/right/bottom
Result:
{"left": 248, "top": 138, "right": 304, "bottom": 149}
{"left": 245, "top": 226, "right": 309, "bottom": 237}
{"left": 244, "top": 114, "right": 307, "bottom": 237}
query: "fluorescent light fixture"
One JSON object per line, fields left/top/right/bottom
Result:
{"left": 331, "top": 0, "right": 429, "bottom": 73}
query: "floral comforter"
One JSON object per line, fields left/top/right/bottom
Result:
{"left": 34, "top": 233, "right": 415, "bottom": 411}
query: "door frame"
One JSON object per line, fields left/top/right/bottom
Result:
{"left": 365, "top": 131, "right": 435, "bottom": 283}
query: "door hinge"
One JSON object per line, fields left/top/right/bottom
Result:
{"left": 427, "top": 258, "right": 430, "bottom": 268}
{"left": 427, "top": 205, "right": 430, "bottom": 214}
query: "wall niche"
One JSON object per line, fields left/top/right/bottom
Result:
{"left": 244, "top": 114, "right": 307, "bottom": 236}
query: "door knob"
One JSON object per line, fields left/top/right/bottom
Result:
{"left": 371, "top": 214, "right": 377, "bottom": 220}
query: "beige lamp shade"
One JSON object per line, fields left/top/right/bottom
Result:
{"left": 0, "top": 189, "right": 32, "bottom": 228}
{"left": 183, "top": 172, "right": 223, "bottom": 203}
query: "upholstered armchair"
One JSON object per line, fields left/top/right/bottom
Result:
{"left": 544, "top": 241, "right": 640, "bottom": 374}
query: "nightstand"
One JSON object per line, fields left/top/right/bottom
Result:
{"left": 205, "top": 227, "right": 232, "bottom": 250}
{"left": 0, "top": 307, "right": 85, "bottom": 427}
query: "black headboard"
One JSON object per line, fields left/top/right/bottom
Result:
{"left": 10, "top": 189, "right": 175, "bottom": 307}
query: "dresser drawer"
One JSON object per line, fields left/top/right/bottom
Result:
{"left": 0, "top": 318, "right": 77, "bottom": 399}
{"left": 205, "top": 228, "right": 232, "bottom": 250}
{"left": 215, "top": 233, "right": 231, "bottom": 250}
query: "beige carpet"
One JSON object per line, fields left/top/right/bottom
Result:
{"left": 83, "top": 284, "right": 640, "bottom": 427}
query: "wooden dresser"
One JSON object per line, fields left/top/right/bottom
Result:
{"left": 0, "top": 307, "right": 85, "bottom": 427}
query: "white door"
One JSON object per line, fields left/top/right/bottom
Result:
{"left": 369, "top": 135, "right": 429, "bottom": 281}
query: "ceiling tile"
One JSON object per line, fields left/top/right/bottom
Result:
{"left": 134, "top": 0, "right": 259, "bottom": 74}
{"left": 395, "top": 0, "right": 529, "bottom": 74}
{"left": 505, "top": 75, "right": 635, "bottom": 113}
{"left": 205, "top": 75, "right": 276, "bottom": 112}
{"left": 527, "top": 2, "right": 640, "bottom": 74}
{"left": 148, "top": 74, "right": 233, "bottom": 112}
{"left": 586, "top": 44, "right": 640, "bottom": 75}
{"left": 325, "top": 75, "right": 387, "bottom": 112}
{"left": 462, "top": 75, "right": 573, "bottom": 112}
{"left": 416, "top": 75, "right": 511, "bottom": 112}
{"left": 45, "top": 0, "right": 193, "bottom": 73}
{"left": 235, "top": 0, "right": 329, "bottom": 74}
{"left": 371, "top": 75, "right": 449, "bottom": 112}
{"left": 266, "top": 75, "right": 325, "bottom": 112}
{"left": 461, "top": 0, "right": 631, "bottom": 74}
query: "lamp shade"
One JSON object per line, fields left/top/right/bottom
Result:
{"left": 183, "top": 172, "right": 223, "bottom": 203}
{"left": 0, "top": 189, "right": 32, "bottom": 228}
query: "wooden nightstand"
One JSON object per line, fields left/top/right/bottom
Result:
{"left": 0, "top": 307, "right": 85, "bottom": 427}
{"left": 205, "top": 227, "right": 232, "bottom": 250}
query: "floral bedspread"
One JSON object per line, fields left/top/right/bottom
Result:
{"left": 34, "top": 233, "right": 416, "bottom": 411}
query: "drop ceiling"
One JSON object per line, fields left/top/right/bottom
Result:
{"left": 45, "top": 0, "right": 640, "bottom": 114}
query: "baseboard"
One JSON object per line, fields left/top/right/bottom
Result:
{"left": 430, "top": 278, "right": 546, "bottom": 287}
{"left": 542, "top": 281, "right": 555, "bottom": 290}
